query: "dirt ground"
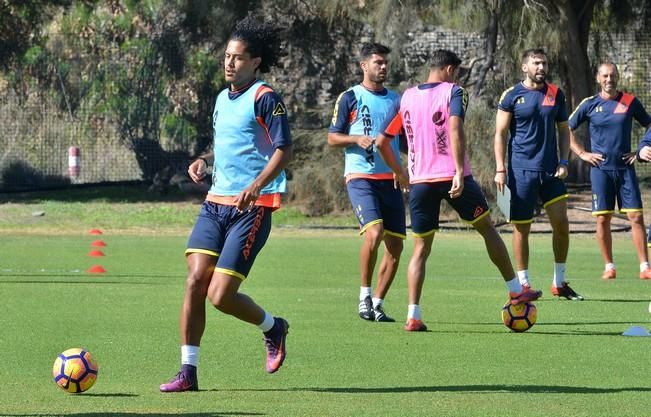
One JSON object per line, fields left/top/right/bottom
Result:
{"left": 438, "top": 185, "right": 649, "bottom": 234}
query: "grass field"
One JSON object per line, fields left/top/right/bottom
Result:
{"left": 2, "top": 222, "right": 651, "bottom": 416}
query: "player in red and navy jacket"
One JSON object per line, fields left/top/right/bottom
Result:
{"left": 494, "top": 48, "right": 583, "bottom": 301}
{"left": 569, "top": 62, "right": 651, "bottom": 280}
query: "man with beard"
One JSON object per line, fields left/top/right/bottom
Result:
{"left": 376, "top": 49, "right": 541, "bottom": 332}
{"left": 328, "top": 43, "right": 405, "bottom": 322}
{"left": 494, "top": 48, "right": 583, "bottom": 300}
{"left": 569, "top": 62, "right": 651, "bottom": 280}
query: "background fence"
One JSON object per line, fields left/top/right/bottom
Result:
{"left": 0, "top": 29, "right": 650, "bottom": 193}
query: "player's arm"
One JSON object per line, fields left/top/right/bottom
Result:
{"left": 235, "top": 91, "right": 294, "bottom": 211}
{"left": 448, "top": 115, "right": 465, "bottom": 199}
{"left": 493, "top": 109, "right": 511, "bottom": 193}
{"left": 569, "top": 129, "right": 602, "bottom": 167}
{"left": 555, "top": 121, "right": 570, "bottom": 178}
{"left": 376, "top": 112, "right": 409, "bottom": 190}
{"left": 554, "top": 90, "right": 570, "bottom": 178}
{"left": 568, "top": 99, "right": 604, "bottom": 166}
{"left": 448, "top": 86, "right": 468, "bottom": 199}
{"left": 188, "top": 151, "right": 214, "bottom": 183}
{"left": 327, "top": 91, "right": 373, "bottom": 150}
{"left": 638, "top": 127, "right": 651, "bottom": 162}
{"left": 628, "top": 99, "right": 651, "bottom": 164}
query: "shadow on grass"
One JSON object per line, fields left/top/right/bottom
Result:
{"left": 5, "top": 413, "right": 263, "bottom": 417}
{"left": 224, "top": 384, "right": 651, "bottom": 394}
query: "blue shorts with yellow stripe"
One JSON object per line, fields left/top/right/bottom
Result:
{"left": 590, "top": 166, "right": 642, "bottom": 215}
{"left": 346, "top": 178, "right": 407, "bottom": 239}
{"left": 408, "top": 176, "right": 490, "bottom": 237}
{"left": 508, "top": 168, "right": 568, "bottom": 223}
{"left": 186, "top": 201, "right": 271, "bottom": 280}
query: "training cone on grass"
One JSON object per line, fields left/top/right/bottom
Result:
{"left": 87, "top": 265, "right": 106, "bottom": 274}
{"left": 90, "top": 240, "right": 106, "bottom": 247}
{"left": 88, "top": 249, "right": 105, "bottom": 257}
{"left": 622, "top": 326, "right": 651, "bottom": 336}
{"left": 89, "top": 229, "right": 103, "bottom": 235}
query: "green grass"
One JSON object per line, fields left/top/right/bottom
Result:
{"left": 0, "top": 185, "right": 358, "bottom": 234}
{"left": 2, "top": 231, "right": 651, "bottom": 416}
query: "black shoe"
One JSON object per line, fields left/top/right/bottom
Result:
{"left": 551, "top": 282, "right": 584, "bottom": 300}
{"left": 373, "top": 304, "right": 395, "bottom": 322}
{"left": 358, "top": 296, "right": 375, "bottom": 321}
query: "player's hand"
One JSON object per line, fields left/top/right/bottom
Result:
{"left": 188, "top": 159, "right": 207, "bottom": 183}
{"left": 578, "top": 151, "right": 604, "bottom": 166}
{"left": 356, "top": 136, "right": 374, "bottom": 151}
{"left": 394, "top": 169, "right": 410, "bottom": 193}
{"left": 494, "top": 171, "right": 506, "bottom": 193}
{"left": 234, "top": 182, "right": 261, "bottom": 212}
{"left": 554, "top": 164, "right": 568, "bottom": 180}
{"left": 622, "top": 152, "right": 637, "bottom": 165}
{"left": 449, "top": 173, "right": 464, "bottom": 199}
{"left": 639, "top": 146, "right": 651, "bottom": 162}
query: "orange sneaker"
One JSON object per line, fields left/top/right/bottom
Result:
{"left": 601, "top": 269, "right": 617, "bottom": 280}
{"left": 404, "top": 319, "right": 428, "bottom": 332}
{"left": 640, "top": 269, "right": 651, "bottom": 280}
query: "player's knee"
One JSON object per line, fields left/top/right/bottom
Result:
{"left": 364, "top": 225, "right": 384, "bottom": 247}
{"left": 628, "top": 211, "right": 644, "bottom": 225}
{"left": 185, "top": 270, "right": 210, "bottom": 295}
{"left": 551, "top": 219, "right": 570, "bottom": 236}
{"left": 208, "top": 288, "right": 235, "bottom": 312}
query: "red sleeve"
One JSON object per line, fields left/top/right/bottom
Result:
{"left": 383, "top": 113, "right": 403, "bottom": 137}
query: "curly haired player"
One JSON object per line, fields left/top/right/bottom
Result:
{"left": 160, "top": 16, "right": 292, "bottom": 392}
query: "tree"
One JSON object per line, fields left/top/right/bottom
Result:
{"left": 410, "top": 0, "right": 648, "bottom": 183}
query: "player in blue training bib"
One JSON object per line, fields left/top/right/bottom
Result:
{"left": 328, "top": 42, "right": 405, "bottom": 323}
{"left": 494, "top": 48, "right": 583, "bottom": 301}
{"left": 160, "top": 17, "right": 292, "bottom": 393}
{"left": 569, "top": 62, "right": 651, "bottom": 280}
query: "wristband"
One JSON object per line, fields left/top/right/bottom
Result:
{"left": 559, "top": 159, "right": 569, "bottom": 166}
{"left": 496, "top": 170, "right": 506, "bottom": 174}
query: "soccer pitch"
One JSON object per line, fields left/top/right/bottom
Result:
{"left": 2, "top": 231, "right": 651, "bottom": 416}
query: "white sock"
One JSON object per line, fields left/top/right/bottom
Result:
{"left": 257, "top": 311, "right": 275, "bottom": 333}
{"left": 506, "top": 277, "right": 523, "bottom": 294}
{"left": 517, "top": 270, "right": 529, "bottom": 286}
{"left": 372, "top": 297, "right": 383, "bottom": 308}
{"left": 553, "top": 263, "right": 566, "bottom": 287}
{"left": 408, "top": 304, "right": 421, "bottom": 320}
{"left": 181, "top": 345, "right": 199, "bottom": 367}
{"left": 359, "top": 287, "right": 372, "bottom": 301}
{"left": 641, "top": 262, "right": 650, "bottom": 273}
{"left": 605, "top": 263, "right": 616, "bottom": 271}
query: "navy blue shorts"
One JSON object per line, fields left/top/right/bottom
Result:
{"left": 590, "top": 167, "right": 643, "bottom": 215}
{"left": 408, "top": 176, "right": 490, "bottom": 237}
{"left": 508, "top": 169, "right": 568, "bottom": 223}
{"left": 186, "top": 201, "right": 272, "bottom": 280}
{"left": 346, "top": 178, "right": 407, "bottom": 238}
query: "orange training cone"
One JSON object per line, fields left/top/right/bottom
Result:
{"left": 87, "top": 265, "right": 106, "bottom": 274}
{"left": 90, "top": 240, "right": 106, "bottom": 247}
{"left": 88, "top": 249, "right": 105, "bottom": 257}
{"left": 89, "top": 229, "right": 103, "bottom": 235}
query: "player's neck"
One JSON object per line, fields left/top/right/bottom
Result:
{"left": 426, "top": 75, "right": 448, "bottom": 84}
{"left": 230, "top": 77, "right": 257, "bottom": 92}
{"left": 522, "top": 79, "right": 545, "bottom": 90}
{"left": 599, "top": 90, "right": 619, "bottom": 100}
{"left": 361, "top": 80, "right": 384, "bottom": 91}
